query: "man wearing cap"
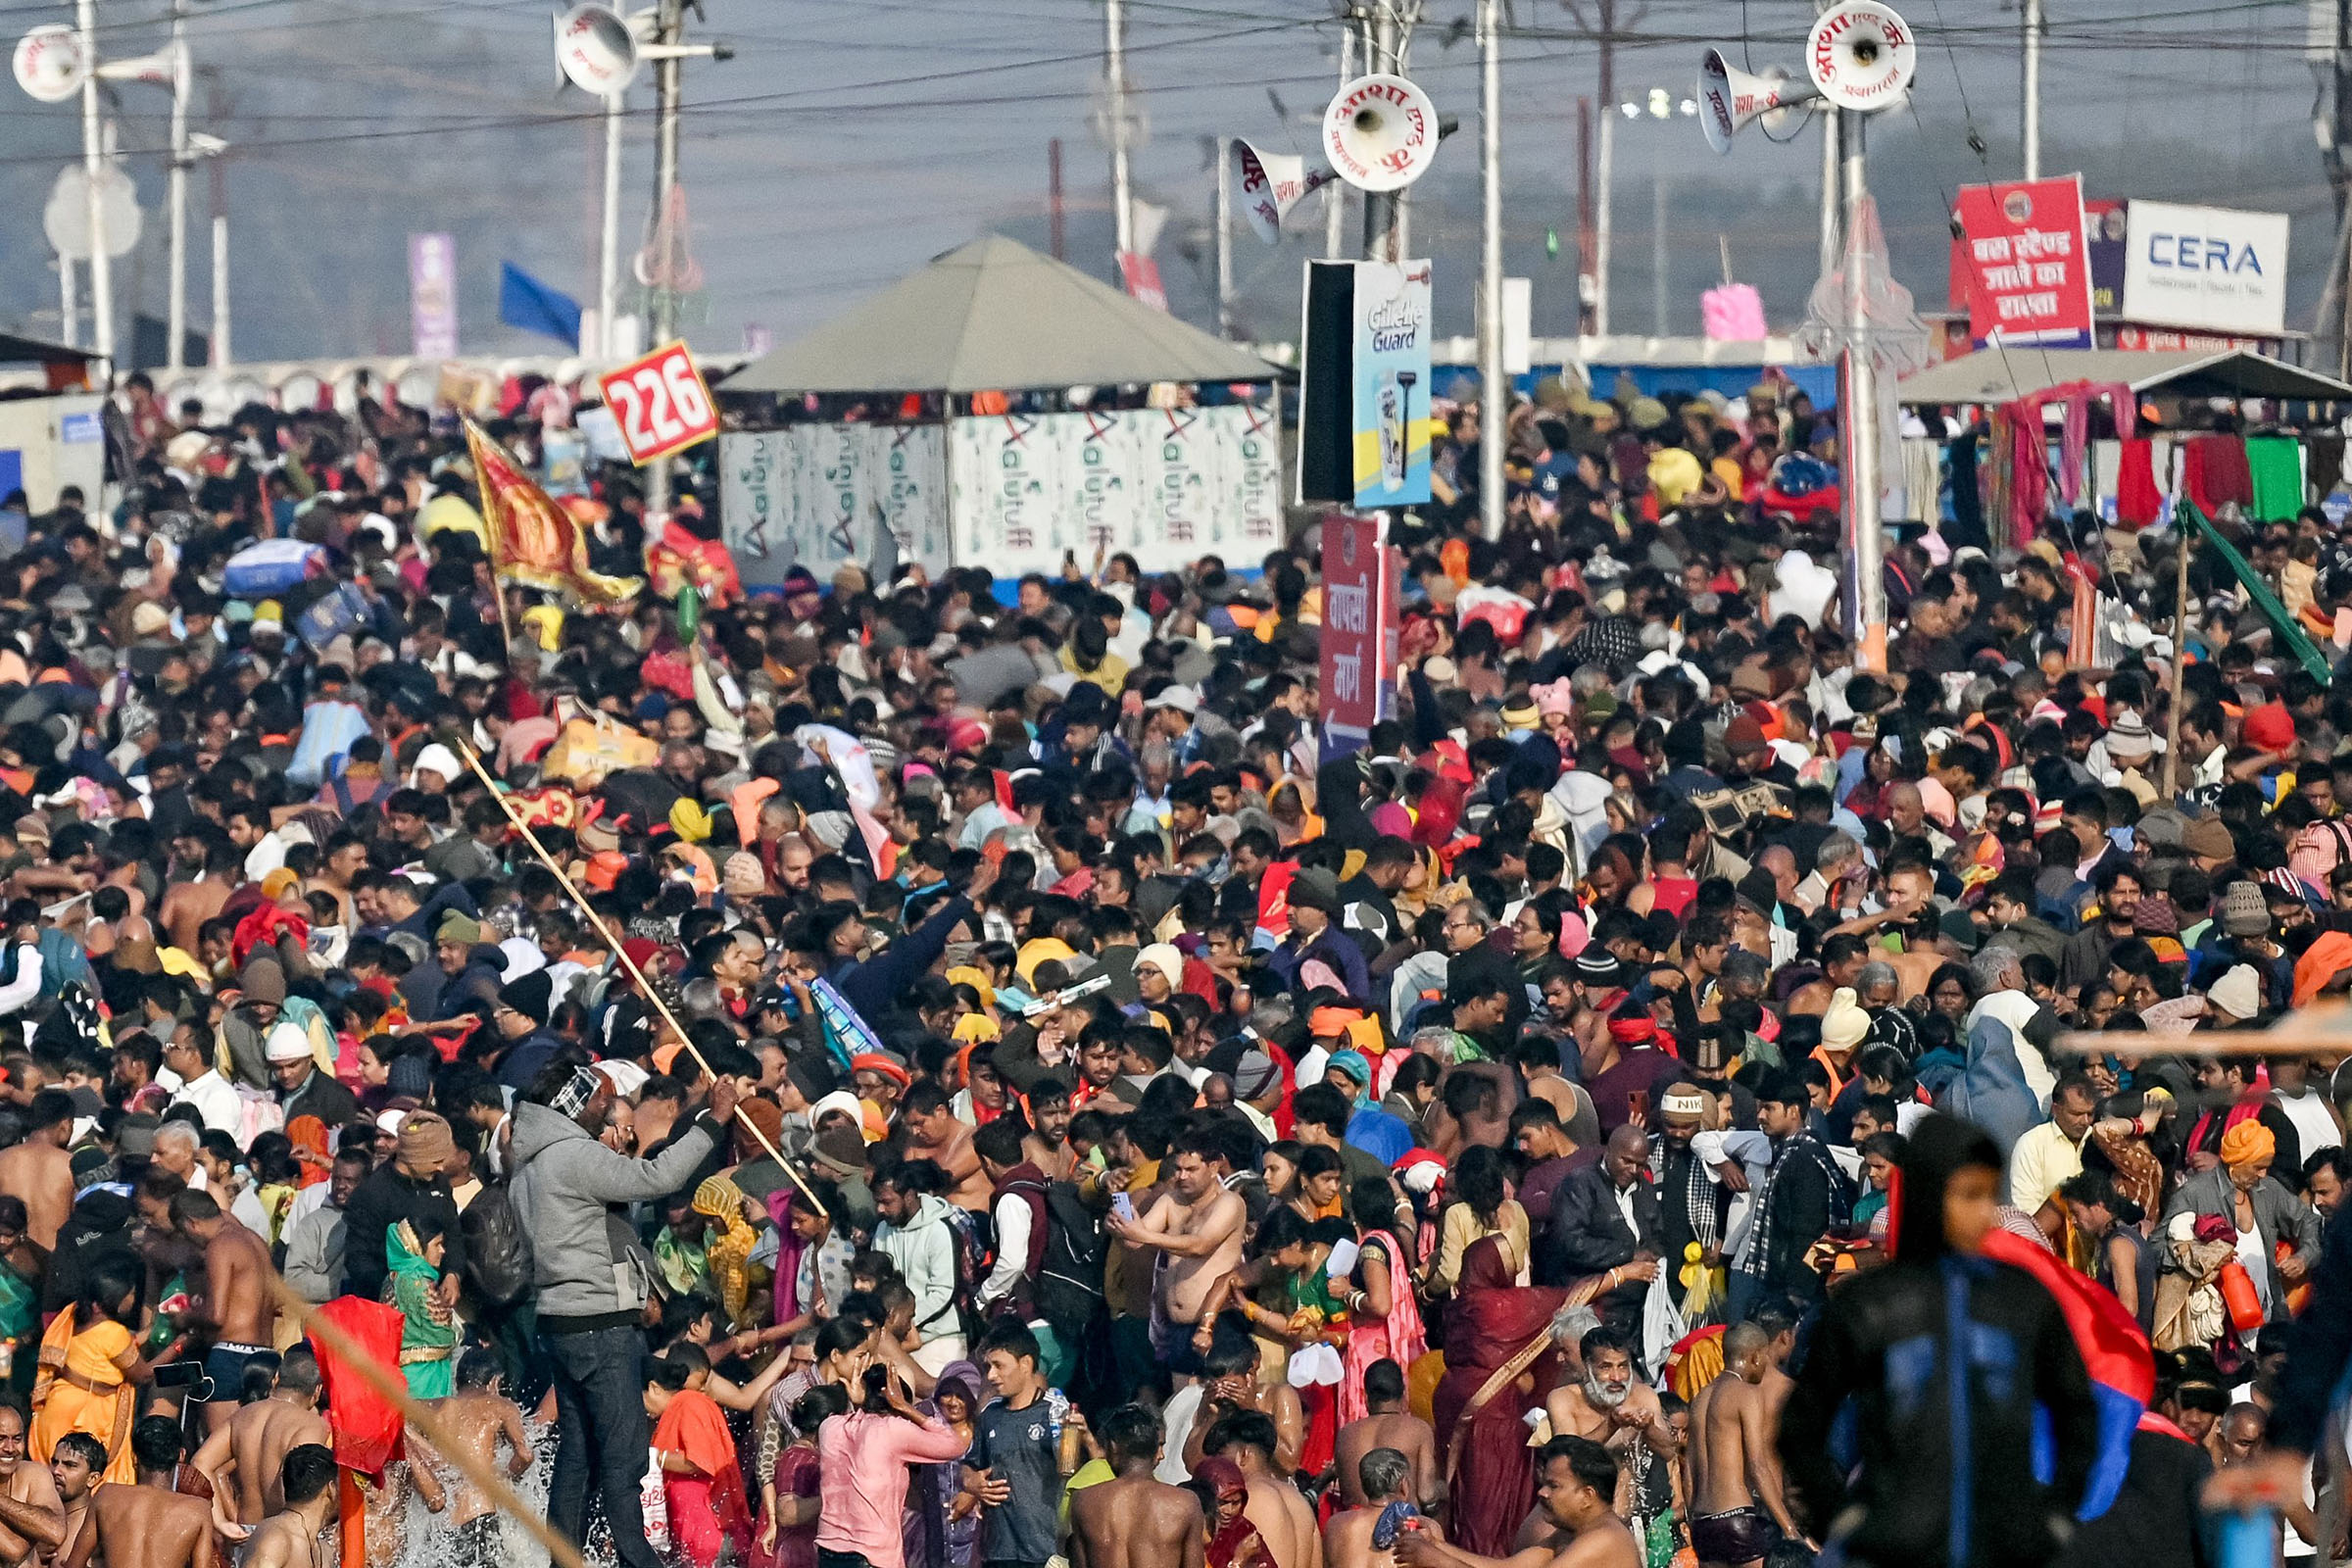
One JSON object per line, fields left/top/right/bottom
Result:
{"left": 2165, "top": 1120, "right": 2320, "bottom": 1327}
{"left": 339, "top": 1110, "right": 465, "bottom": 1305}
{"left": 1268, "top": 867, "right": 1370, "bottom": 1004}
{"left": 510, "top": 1063, "right": 741, "bottom": 1568}
{"left": 267, "top": 1021, "right": 356, "bottom": 1129}
{"left": 487, "top": 971, "right": 565, "bottom": 1091}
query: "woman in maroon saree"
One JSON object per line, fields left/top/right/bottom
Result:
{"left": 1431, "top": 1235, "right": 1604, "bottom": 1556}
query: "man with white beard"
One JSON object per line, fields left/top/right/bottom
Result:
{"left": 1544, "top": 1327, "right": 1677, "bottom": 1517}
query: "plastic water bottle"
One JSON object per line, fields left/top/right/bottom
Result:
{"left": 1044, "top": 1386, "right": 1068, "bottom": 1448}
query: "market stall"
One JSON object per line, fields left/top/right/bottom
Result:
{"left": 717, "top": 235, "right": 1285, "bottom": 587}
{"left": 1895, "top": 348, "right": 2352, "bottom": 546}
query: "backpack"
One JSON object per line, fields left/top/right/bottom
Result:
{"left": 461, "top": 1182, "right": 534, "bottom": 1306}
{"left": 1037, "top": 1179, "right": 1107, "bottom": 1335}
{"left": 935, "top": 1202, "right": 991, "bottom": 1345}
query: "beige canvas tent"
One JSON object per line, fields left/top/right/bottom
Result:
{"left": 721, "top": 234, "right": 1279, "bottom": 396}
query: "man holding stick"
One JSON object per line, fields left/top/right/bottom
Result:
{"left": 511, "top": 1059, "right": 740, "bottom": 1568}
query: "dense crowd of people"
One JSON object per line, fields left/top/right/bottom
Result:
{"left": 0, "top": 367, "right": 2339, "bottom": 1568}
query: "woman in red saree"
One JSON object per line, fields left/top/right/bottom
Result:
{"left": 1431, "top": 1236, "right": 1603, "bottom": 1556}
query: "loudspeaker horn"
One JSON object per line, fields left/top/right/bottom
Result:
{"left": 1806, "top": 0, "right": 1915, "bottom": 112}
{"left": 554, "top": 2, "right": 639, "bottom": 95}
{"left": 1694, "top": 49, "right": 1821, "bottom": 153}
{"left": 13, "top": 24, "right": 87, "bottom": 103}
{"left": 1322, "top": 73, "right": 1440, "bottom": 192}
{"left": 1231, "top": 138, "right": 1338, "bottom": 245}
{"left": 95, "top": 44, "right": 182, "bottom": 90}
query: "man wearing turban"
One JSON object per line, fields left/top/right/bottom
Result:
{"left": 2161, "top": 1113, "right": 2322, "bottom": 1330}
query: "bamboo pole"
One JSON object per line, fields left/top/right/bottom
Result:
{"left": 451, "top": 739, "right": 828, "bottom": 1220}
{"left": 264, "top": 1272, "right": 590, "bottom": 1568}
{"left": 2162, "top": 504, "right": 2192, "bottom": 800}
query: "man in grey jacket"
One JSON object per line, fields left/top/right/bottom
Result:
{"left": 510, "top": 1061, "right": 741, "bottom": 1568}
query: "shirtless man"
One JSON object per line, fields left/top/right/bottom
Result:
{"left": 1067, "top": 1404, "right": 1202, "bottom": 1568}
{"left": 1105, "top": 1129, "right": 1245, "bottom": 1381}
{"left": 42, "top": 1437, "right": 100, "bottom": 1568}
{"left": 1332, "top": 1361, "right": 1440, "bottom": 1512}
{"left": 899, "top": 1084, "right": 993, "bottom": 1212}
{"left": 59, "top": 1418, "right": 210, "bottom": 1568}
{"left": 0, "top": 1093, "right": 76, "bottom": 1250}
{"left": 1544, "top": 1330, "right": 1674, "bottom": 1464}
{"left": 1686, "top": 1324, "right": 1802, "bottom": 1568}
{"left": 0, "top": 1398, "right": 66, "bottom": 1568}
{"left": 1184, "top": 1336, "right": 1305, "bottom": 1478}
{"left": 1202, "top": 1411, "right": 1318, "bottom": 1568}
{"left": 426, "top": 1349, "right": 535, "bottom": 1563}
{"left": 1325, "top": 1447, "right": 1443, "bottom": 1568}
{"left": 1397, "top": 1437, "right": 1639, "bottom": 1568}
{"left": 235, "top": 1446, "right": 335, "bottom": 1568}
{"left": 187, "top": 1348, "right": 330, "bottom": 1532}
{"left": 170, "top": 1193, "right": 271, "bottom": 1434}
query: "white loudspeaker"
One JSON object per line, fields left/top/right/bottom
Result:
{"left": 554, "top": 2, "right": 639, "bottom": 95}
{"left": 1322, "top": 73, "right": 1440, "bottom": 192}
{"left": 95, "top": 45, "right": 181, "bottom": 89}
{"left": 1806, "top": 0, "right": 1916, "bottom": 112}
{"left": 1695, "top": 49, "right": 1821, "bottom": 153}
{"left": 1231, "top": 138, "right": 1338, "bottom": 245}
{"left": 13, "top": 24, "right": 87, "bottom": 103}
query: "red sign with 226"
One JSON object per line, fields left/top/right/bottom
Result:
{"left": 596, "top": 341, "right": 719, "bottom": 465}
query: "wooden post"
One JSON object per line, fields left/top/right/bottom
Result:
{"left": 2162, "top": 505, "right": 2192, "bottom": 800}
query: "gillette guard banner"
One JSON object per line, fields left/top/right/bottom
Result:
{"left": 1350, "top": 260, "right": 1433, "bottom": 508}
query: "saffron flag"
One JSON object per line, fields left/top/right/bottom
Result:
{"left": 1981, "top": 1227, "right": 2153, "bottom": 1521}
{"left": 462, "top": 417, "right": 642, "bottom": 605}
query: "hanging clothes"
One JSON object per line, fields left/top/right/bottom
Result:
{"left": 1947, "top": 429, "right": 1987, "bottom": 551}
{"left": 2182, "top": 433, "right": 2254, "bottom": 516}
{"left": 2005, "top": 380, "right": 2138, "bottom": 514}
{"left": 2245, "top": 436, "right": 2305, "bottom": 522}
{"left": 2116, "top": 438, "right": 2162, "bottom": 528}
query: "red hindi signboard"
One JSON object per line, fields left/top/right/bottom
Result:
{"left": 595, "top": 339, "right": 719, "bottom": 466}
{"left": 1319, "top": 513, "right": 1396, "bottom": 753}
{"left": 1951, "top": 175, "right": 2094, "bottom": 349}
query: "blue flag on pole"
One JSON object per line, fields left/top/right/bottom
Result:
{"left": 498, "top": 262, "right": 583, "bottom": 348}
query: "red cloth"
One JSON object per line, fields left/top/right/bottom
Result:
{"left": 656, "top": 1389, "right": 754, "bottom": 1568}
{"left": 310, "top": 1297, "right": 409, "bottom": 1479}
{"left": 2184, "top": 434, "right": 2253, "bottom": 516}
{"left": 1433, "top": 1239, "right": 1569, "bottom": 1556}
{"left": 2116, "top": 438, "right": 2162, "bottom": 527}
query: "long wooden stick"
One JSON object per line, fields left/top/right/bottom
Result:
{"left": 2162, "top": 501, "right": 2191, "bottom": 800}
{"left": 451, "top": 739, "right": 828, "bottom": 1219}
{"left": 265, "top": 1272, "right": 590, "bottom": 1568}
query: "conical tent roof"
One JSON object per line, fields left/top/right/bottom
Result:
{"left": 720, "top": 234, "right": 1278, "bottom": 396}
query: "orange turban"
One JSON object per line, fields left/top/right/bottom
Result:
{"left": 2220, "top": 1119, "right": 2276, "bottom": 1169}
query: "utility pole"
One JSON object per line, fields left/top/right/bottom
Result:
{"left": 2021, "top": 0, "right": 2041, "bottom": 178}
{"left": 1326, "top": 28, "right": 1352, "bottom": 259}
{"left": 1577, "top": 95, "right": 1595, "bottom": 334}
{"left": 1214, "top": 136, "right": 1235, "bottom": 337}
{"left": 165, "top": 0, "right": 188, "bottom": 370}
{"left": 1818, "top": 106, "right": 1840, "bottom": 273}
{"left": 1104, "top": 0, "right": 1135, "bottom": 265}
{"left": 599, "top": 90, "right": 621, "bottom": 357}
{"left": 1587, "top": 0, "right": 1618, "bottom": 336}
{"left": 1840, "top": 115, "right": 1886, "bottom": 669}
{"left": 208, "top": 74, "right": 227, "bottom": 366}
{"left": 1049, "top": 138, "right": 1066, "bottom": 261}
{"left": 1360, "top": 0, "right": 1400, "bottom": 262}
{"left": 76, "top": 0, "right": 112, "bottom": 379}
{"left": 644, "top": 0, "right": 684, "bottom": 515}
{"left": 1477, "top": 0, "right": 1504, "bottom": 539}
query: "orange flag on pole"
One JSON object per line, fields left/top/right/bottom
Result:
{"left": 462, "top": 416, "right": 641, "bottom": 604}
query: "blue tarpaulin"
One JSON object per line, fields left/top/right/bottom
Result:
{"left": 498, "top": 262, "right": 582, "bottom": 347}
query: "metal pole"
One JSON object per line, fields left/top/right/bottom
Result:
{"left": 1577, "top": 96, "right": 1595, "bottom": 335}
{"left": 1049, "top": 137, "right": 1066, "bottom": 261}
{"left": 59, "top": 259, "right": 76, "bottom": 351}
{"left": 166, "top": 0, "right": 187, "bottom": 372}
{"left": 1477, "top": 0, "right": 1505, "bottom": 541}
{"left": 210, "top": 213, "right": 228, "bottom": 367}
{"left": 1841, "top": 113, "right": 1886, "bottom": 671}
{"left": 600, "top": 89, "right": 621, "bottom": 358}
{"left": 1651, "top": 143, "right": 1668, "bottom": 338}
{"left": 1214, "top": 136, "right": 1235, "bottom": 337}
{"left": 2161, "top": 503, "right": 2190, "bottom": 799}
{"left": 644, "top": 0, "right": 683, "bottom": 516}
{"left": 1105, "top": 0, "right": 1135, "bottom": 262}
{"left": 1819, "top": 106, "right": 1841, "bottom": 274}
{"left": 1593, "top": 105, "right": 1614, "bottom": 335}
{"left": 1326, "top": 27, "right": 1352, "bottom": 260}
{"left": 77, "top": 0, "right": 112, "bottom": 378}
{"left": 2022, "top": 0, "right": 2041, "bottom": 180}
{"left": 1360, "top": 1, "right": 1398, "bottom": 262}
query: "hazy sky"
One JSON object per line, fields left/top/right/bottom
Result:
{"left": 0, "top": 0, "right": 2335, "bottom": 367}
